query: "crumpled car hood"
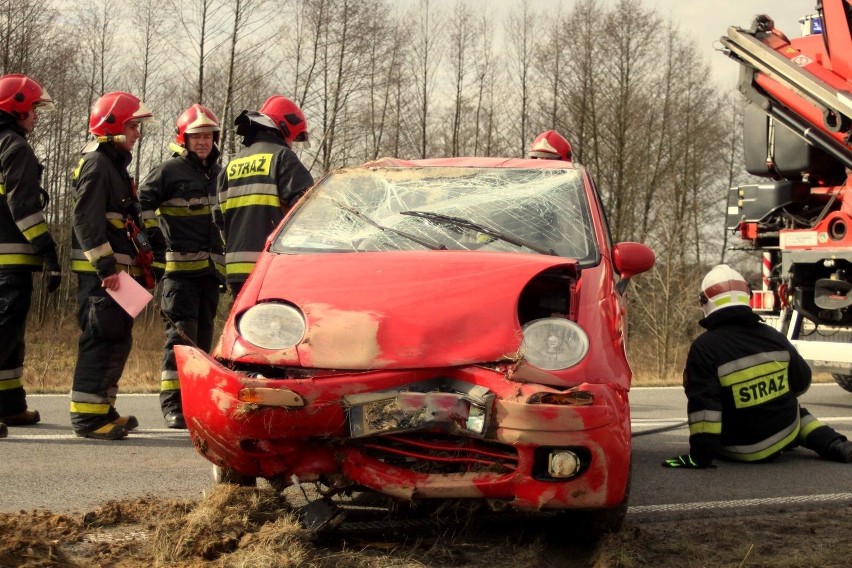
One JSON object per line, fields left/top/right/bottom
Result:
{"left": 253, "top": 251, "right": 576, "bottom": 369}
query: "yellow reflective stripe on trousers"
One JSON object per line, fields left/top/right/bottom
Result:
{"left": 227, "top": 262, "right": 257, "bottom": 276}
{"left": 799, "top": 414, "right": 824, "bottom": 440}
{"left": 69, "top": 401, "right": 111, "bottom": 415}
{"left": 0, "top": 366, "right": 23, "bottom": 392}
{"left": 160, "top": 380, "right": 181, "bottom": 392}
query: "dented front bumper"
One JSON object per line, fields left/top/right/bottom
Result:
{"left": 176, "top": 345, "right": 631, "bottom": 511}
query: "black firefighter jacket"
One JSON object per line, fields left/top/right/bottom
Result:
{"left": 216, "top": 130, "right": 314, "bottom": 284}
{"left": 0, "top": 117, "right": 58, "bottom": 271}
{"left": 684, "top": 305, "right": 811, "bottom": 465}
{"left": 138, "top": 146, "right": 224, "bottom": 280}
{"left": 71, "top": 144, "right": 141, "bottom": 279}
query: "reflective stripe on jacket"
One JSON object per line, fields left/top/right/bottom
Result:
{"left": 138, "top": 152, "right": 224, "bottom": 280}
{"left": 217, "top": 130, "right": 313, "bottom": 284}
{"left": 0, "top": 121, "right": 58, "bottom": 271}
{"left": 684, "top": 306, "right": 811, "bottom": 463}
{"left": 71, "top": 145, "right": 138, "bottom": 278}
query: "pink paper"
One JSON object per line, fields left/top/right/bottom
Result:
{"left": 106, "top": 270, "right": 153, "bottom": 318}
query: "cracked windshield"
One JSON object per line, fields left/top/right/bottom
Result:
{"left": 272, "top": 167, "right": 596, "bottom": 259}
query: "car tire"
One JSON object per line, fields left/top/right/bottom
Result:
{"left": 832, "top": 373, "right": 852, "bottom": 393}
{"left": 212, "top": 465, "right": 257, "bottom": 487}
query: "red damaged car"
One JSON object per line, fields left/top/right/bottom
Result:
{"left": 175, "top": 156, "right": 655, "bottom": 532}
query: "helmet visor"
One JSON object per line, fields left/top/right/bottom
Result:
{"left": 291, "top": 130, "right": 311, "bottom": 149}
{"left": 131, "top": 100, "right": 155, "bottom": 124}
{"left": 33, "top": 87, "right": 56, "bottom": 112}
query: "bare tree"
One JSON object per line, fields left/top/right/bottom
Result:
{"left": 504, "top": 0, "right": 539, "bottom": 155}
{"left": 170, "top": 0, "right": 229, "bottom": 103}
{"left": 446, "top": 1, "right": 478, "bottom": 156}
{"left": 471, "top": 12, "right": 495, "bottom": 156}
{"left": 128, "top": 0, "right": 173, "bottom": 179}
{"left": 407, "top": 0, "right": 444, "bottom": 159}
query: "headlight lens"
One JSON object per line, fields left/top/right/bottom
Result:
{"left": 521, "top": 318, "right": 589, "bottom": 370}
{"left": 237, "top": 302, "right": 305, "bottom": 350}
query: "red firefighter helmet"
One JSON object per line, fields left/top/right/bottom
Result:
{"left": 0, "top": 74, "right": 55, "bottom": 117}
{"left": 175, "top": 103, "right": 220, "bottom": 146}
{"left": 88, "top": 91, "right": 153, "bottom": 136}
{"left": 258, "top": 95, "right": 310, "bottom": 147}
{"left": 529, "top": 130, "right": 572, "bottom": 161}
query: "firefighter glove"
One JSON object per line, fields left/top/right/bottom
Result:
{"left": 44, "top": 255, "right": 62, "bottom": 294}
{"left": 662, "top": 454, "right": 709, "bottom": 469}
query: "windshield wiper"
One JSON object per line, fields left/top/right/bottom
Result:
{"left": 400, "top": 210, "right": 556, "bottom": 255}
{"left": 332, "top": 200, "right": 446, "bottom": 251}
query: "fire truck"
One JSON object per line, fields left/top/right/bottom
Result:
{"left": 720, "top": 0, "right": 852, "bottom": 392}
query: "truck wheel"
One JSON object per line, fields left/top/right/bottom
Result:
{"left": 832, "top": 374, "right": 852, "bottom": 393}
{"left": 213, "top": 465, "right": 256, "bottom": 487}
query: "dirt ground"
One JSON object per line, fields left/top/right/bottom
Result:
{"left": 2, "top": 485, "right": 850, "bottom": 568}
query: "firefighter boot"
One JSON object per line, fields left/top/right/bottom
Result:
{"left": 74, "top": 422, "right": 128, "bottom": 440}
{"left": 828, "top": 439, "right": 852, "bottom": 463}
{"left": 0, "top": 422, "right": 7, "bottom": 438}
{"left": 1, "top": 409, "right": 41, "bottom": 426}
{"left": 164, "top": 412, "right": 186, "bottom": 429}
{"left": 113, "top": 415, "right": 139, "bottom": 431}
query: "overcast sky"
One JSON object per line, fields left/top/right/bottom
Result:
{"left": 465, "top": 0, "right": 816, "bottom": 87}
{"left": 643, "top": 0, "right": 813, "bottom": 86}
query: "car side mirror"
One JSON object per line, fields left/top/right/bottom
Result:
{"left": 612, "top": 242, "right": 655, "bottom": 287}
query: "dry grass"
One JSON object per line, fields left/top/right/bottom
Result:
{"left": 1, "top": 486, "right": 851, "bottom": 567}
{"left": 24, "top": 313, "right": 166, "bottom": 394}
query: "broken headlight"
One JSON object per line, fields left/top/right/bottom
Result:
{"left": 237, "top": 302, "right": 305, "bottom": 350}
{"left": 521, "top": 318, "right": 589, "bottom": 370}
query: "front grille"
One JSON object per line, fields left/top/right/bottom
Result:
{"left": 357, "top": 434, "right": 518, "bottom": 475}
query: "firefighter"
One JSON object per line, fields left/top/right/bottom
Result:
{"left": 138, "top": 103, "right": 225, "bottom": 429}
{"left": 528, "top": 130, "right": 572, "bottom": 161}
{"left": 69, "top": 91, "right": 154, "bottom": 440}
{"left": 663, "top": 264, "right": 852, "bottom": 468}
{"left": 217, "top": 95, "right": 314, "bottom": 298}
{"left": 0, "top": 74, "right": 60, "bottom": 438}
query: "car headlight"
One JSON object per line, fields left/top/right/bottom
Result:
{"left": 237, "top": 302, "right": 305, "bottom": 350}
{"left": 521, "top": 318, "right": 589, "bottom": 370}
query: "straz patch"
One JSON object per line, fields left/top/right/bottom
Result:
{"left": 227, "top": 153, "right": 273, "bottom": 180}
{"left": 727, "top": 366, "right": 789, "bottom": 409}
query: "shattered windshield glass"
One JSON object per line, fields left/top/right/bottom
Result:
{"left": 271, "top": 166, "right": 597, "bottom": 260}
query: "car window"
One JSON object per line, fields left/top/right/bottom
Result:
{"left": 271, "top": 167, "right": 597, "bottom": 261}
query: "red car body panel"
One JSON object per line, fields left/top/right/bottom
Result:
{"left": 176, "top": 346, "right": 631, "bottom": 510}
{"left": 178, "top": 157, "right": 652, "bottom": 513}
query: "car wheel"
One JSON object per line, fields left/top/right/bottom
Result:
{"left": 212, "top": 465, "right": 256, "bottom": 487}
{"left": 832, "top": 373, "right": 852, "bottom": 393}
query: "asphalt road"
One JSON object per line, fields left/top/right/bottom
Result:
{"left": 1, "top": 384, "right": 850, "bottom": 517}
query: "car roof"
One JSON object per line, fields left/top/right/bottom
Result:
{"left": 361, "top": 156, "right": 577, "bottom": 169}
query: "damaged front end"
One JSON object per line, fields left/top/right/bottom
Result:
{"left": 176, "top": 344, "right": 631, "bottom": 512}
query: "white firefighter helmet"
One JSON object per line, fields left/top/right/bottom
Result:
{"left": 699, "top": 264, "right": 751, "bottom": 317}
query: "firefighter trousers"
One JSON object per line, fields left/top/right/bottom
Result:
{"left": 798, "top": 406, "right": 848, "bottom": 459}
{"left": 70, "top": 273, "right": 135, "bottom": 433}
{"left": 0, "top": 271, "right": 33, "bottom": 417}
{"left": 159, "top": 274, "right": 221, "bottom": 416}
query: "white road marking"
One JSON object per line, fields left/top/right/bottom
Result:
{"left": 628, "top": 493, "right": 852, "bottom": 515}
{"left": 7, "top": 431, "right": 190, "bottom": 441}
